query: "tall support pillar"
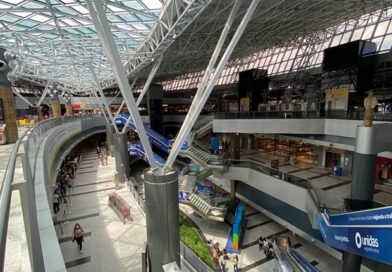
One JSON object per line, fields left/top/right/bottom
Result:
{"left": 65, "top": 102, "right": 73, "bottom": 117}
{"left": 36, "top": 106, "right": 43, "bottom": 121}
{"left": 113, "top": 133, "right": 129, "bottom": 182}
{"left": 0, "top": 48, "right": 18, "bottom": 143}
{"left": 106, "top": 124, "right": 115, "bottom": 156}
{"left": 147, "top": 84, "right": 164, "bottom": 135}
{"left": 231, "top": 133, "right": 241, "bottom": 160}
{"left": 342, "top": 126, "right": 377, "bottom": 271}
{"left": 144, "top": 168, "right": 180, "bottom": 271}
{"left": 50, "top": 94, "right": 61, "bottom": 118}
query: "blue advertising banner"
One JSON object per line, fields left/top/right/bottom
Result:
{"left": 327, "top": 206, "right": 392, "bottom": 226}
{"left": 319, "top": 214, "right": 392, "bottom": 265}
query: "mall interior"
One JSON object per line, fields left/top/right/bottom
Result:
{"left": 0, "top": 0, "right": 392, "bottom": 272}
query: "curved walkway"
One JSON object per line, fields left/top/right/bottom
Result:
{"left": 57, "top": 148, "right": 147, "bottom": 272}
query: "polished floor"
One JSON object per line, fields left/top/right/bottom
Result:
{"left": 241, "top": 150, "right": 392, "bottom": 208}
{"left": 58, "top": 150, "right": 147, "bottom": 272}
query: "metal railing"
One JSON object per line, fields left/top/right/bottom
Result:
{"left": 214, "top": 110, "right": 392, "bottom": 121}
{"left": 0, "top": 128, "right": 32, "bottom": 271}
{"left": 180, "top": 242, "right": 214, "bottom": 272}
{"left": 228, "top": 159, "right": 386, "bottom": 215}
{"left": 228, "top": 159, "right": 340, "bottom": 214}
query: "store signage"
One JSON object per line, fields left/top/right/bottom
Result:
{"left": 325, "top": 88, "right": 349, "bottom": 99}
{"left": 327, "top": 206, "right": 392, "bottom": 226}
{"left": 319, "top": 213, "right": 392, "bottom": 265}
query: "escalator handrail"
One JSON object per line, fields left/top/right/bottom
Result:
{"left": 288, "top": 248, "right": 320, "bottom": 272}
{"left": 273, "top": 243, "right": 295, "bottom": 272}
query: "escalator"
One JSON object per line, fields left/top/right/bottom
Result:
{"left": 116, "top": 114, "right": 188, "bottom": 153}
{"left": 274, "top": 236, "right": 320, "bottom": 272}
{"left": 192, "top": 114, "right": 213, "bottom": 140}
{"left": 128, "top": 144, "right": 166, "bottom": 166}
{"left": 117, "top": 114, "right": 223, "bottom": 168}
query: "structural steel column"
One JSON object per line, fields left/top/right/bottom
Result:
{"left": 231, "top": 133, "right": 241, "bottom": 160}
{"left": 122, "top": 57, "right": 163, "bottom": 134}
{"left": 165, "top": 0, "right": 260, "bottom": 169}
{"left": 342, "top": 126, "right": 377, "bottom": 271}
{"left": 113, "top": 133, "right": 129, "bottom": 182}
{"left": 0, "top": 48, "right": 18, "bottom": 143}
{"left": 144, "top": 168, "right": 180, "bottom": 271}
{"left": 90, "top": 67, "right": 119, "bottom": 134}
{"left": 86, "top": 0, "right": 157, "bottom": 168}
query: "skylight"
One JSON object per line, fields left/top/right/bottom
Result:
{"left": 140, "top": 0, "right": 162, "bottom": 10}
{"left": 30, "top": 14, "right": 50, "bottom": 22}
{"left": 107, "top": 4, "right": 126, "bottom": 13}
{"left": 2, "top": 0, "right": 24, "bottom": 4}
{"left": 71, "top": 4, "right": 89, "bottom": 14}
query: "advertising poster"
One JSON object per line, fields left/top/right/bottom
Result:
{"left": 319, "top": 212, "right": 392, "bottom": 265}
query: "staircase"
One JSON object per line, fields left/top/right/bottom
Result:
{"left": 189, "top": 193, "right": 212, "bottom": 217}
{"left": 187, "top": 146, "right": 213, "bottom": 166}
{"left": 179, "top": 174, "right": 197, "bottom": 194}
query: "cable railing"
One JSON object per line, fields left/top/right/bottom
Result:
{"left": 214, "top": 110, "right": 392, "bottom": 121}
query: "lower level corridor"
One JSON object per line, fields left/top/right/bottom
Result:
{"left": 56, "top": 145, "right": 147, "bottom": 272}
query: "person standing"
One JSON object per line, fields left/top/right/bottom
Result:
{"left": 258, "top": 236, "right": 263, "bottom": 251}
{"left": 219, "top": 257, "right": 226, "bottom": 272}
{"left": 233, "top": 255, "right": 239, "bottom": 272}
{"left": 72, "top": 223, "right": 84, "bottom": 253}
{"left": 53, "top": 193, "right": 60, "bottom": 214}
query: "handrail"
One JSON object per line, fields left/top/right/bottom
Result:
{"left": 214, "top": 110, "right": 392, "bottom": 121}
{"left": 0, "top": 128, "right": 32, "bottom": 271}
{"left": 228, "top": 158, "right": 385, "bottom": 215}
{"left": 229, "top": 160, "right": 328, "bottom": 213}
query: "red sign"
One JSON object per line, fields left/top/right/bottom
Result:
{"left": 72, "top": 104, "right": 81, "bottom": 109}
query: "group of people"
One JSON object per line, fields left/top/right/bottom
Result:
{"left": 207, "top": 239, "right": 239, "bottom": 272}
{"left": 53, "top": 154, "right": 79, "bottom": 213}
{"left": 53, "top": 154, "right": 85, "bottom": 254}
{"left": 258, "top": 236, "right": 275, "bottom": 258}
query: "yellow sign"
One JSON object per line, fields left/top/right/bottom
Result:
{"left": 325, "top": 88, "right": 349, "bottom": 99}
{"left": 240, "top": 97, "right": 250, "bottom": 111}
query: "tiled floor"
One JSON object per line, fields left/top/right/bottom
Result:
{"left": 242, "top": 150, "right": 392, "bottom": 207}
{"left": 58, "top": 149, "right": 147, "bottom": 272}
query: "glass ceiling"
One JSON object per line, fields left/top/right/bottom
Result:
{"left": 0, "top": 0, "right": 165, "bottom": 92}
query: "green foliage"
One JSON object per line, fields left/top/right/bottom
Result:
{"left": 179, "top": 214, "right": 214, "bottom": 269}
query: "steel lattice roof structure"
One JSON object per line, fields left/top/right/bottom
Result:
{"left": 0, "top": 0, "right": 391, "bottom": 94}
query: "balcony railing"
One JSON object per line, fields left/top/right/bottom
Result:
{"left": 214, "top": 110, "right": 392, "bottom": 121}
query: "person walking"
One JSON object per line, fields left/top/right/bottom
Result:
{"left": 258, "top": 236, "right": 263, "bottom": 251}
{"left": 263, "top": 239, "right": 269, "bottom": 255}
{"left": 72, "top": 223, "right": 84, "bottom": 253}
{"left": 233, "top": 255, "right": 239, "bottom": 272}
{"left": 219, "top": 257, "right": 226, "bottom": 272}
